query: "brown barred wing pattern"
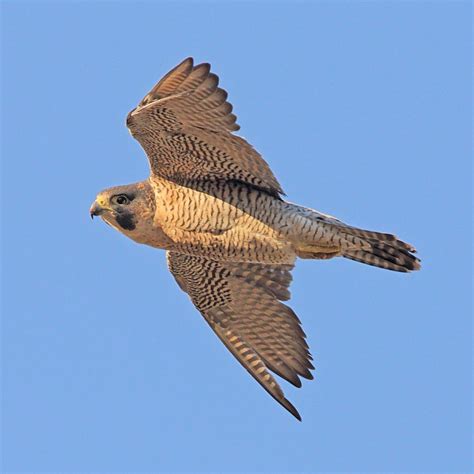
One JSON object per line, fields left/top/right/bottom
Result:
{"left": 127, "top": 57, "right": 283, "bottom": 197}
{"left": 167, "top": 252, "right": 314, "bottom": 420}
{"left": 90, "top": 57, "right": 421, "bottom": 421}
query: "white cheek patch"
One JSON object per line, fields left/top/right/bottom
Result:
{"left": 102, "top": 216, "right": 121, "bottom": 232}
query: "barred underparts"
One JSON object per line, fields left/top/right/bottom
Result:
{"left": 91, "top": 58, "right": 420, "bottom": 420}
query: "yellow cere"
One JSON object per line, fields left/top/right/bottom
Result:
{"left": 97, "top": 195, "right": 109, "bottom": 207}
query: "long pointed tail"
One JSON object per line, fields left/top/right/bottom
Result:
{"left": 341, "top": 227, "right": 420, "bottom": 272}
{"left": 294, "top": 213, "right": 421, "bottom": 272}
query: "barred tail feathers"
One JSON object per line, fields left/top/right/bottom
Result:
{"left": 343, "top": 241, "right": 420, "bottom": 272}
{"left": 294, "top": 215, "right": 420, "bottom": 273}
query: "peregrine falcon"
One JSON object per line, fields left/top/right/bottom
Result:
{"left": 90, "top": 58, "right": 420, "bottom": 420}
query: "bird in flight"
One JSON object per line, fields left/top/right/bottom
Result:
{"left": 90, "top": 57, "right": 420, "bottom": 420}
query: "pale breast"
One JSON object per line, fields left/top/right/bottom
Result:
{"left": 151, "top": 177, "right": 297, "bottom": 264}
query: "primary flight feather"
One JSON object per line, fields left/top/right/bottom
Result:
{"left": 90, "top": 57, "right": 420, "bottom": 420}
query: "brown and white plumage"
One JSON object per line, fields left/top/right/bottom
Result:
{"left": 127, "top": 57, "right": 283, "bottom": 196}
{"left": 91, "top": 57, "right": 420, "bottom": 420}
{"left": 167, "top": 253, "right": 311, "bottom": 420}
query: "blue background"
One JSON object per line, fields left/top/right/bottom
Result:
{"left": 2, "top": 1, "right": 471, "bottom": 472}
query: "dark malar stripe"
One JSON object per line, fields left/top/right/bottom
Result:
{"left": 116, "top": 211, "right": 136, "bottom": 231}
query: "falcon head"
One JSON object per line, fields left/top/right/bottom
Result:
{"left": 90, "top": 181, "right": 154, "bottom": 233}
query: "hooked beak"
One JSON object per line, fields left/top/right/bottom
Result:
{"left": 89, "top": 201, "right": 104, "bottom": 219}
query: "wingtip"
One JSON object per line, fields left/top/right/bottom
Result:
{"left": 195, "top": 62, "right": 211, "bottom": 74}
{"left": 171, "top": 57, "right": 194, "bottom": 75}
{"left": 278, "top": 398, "right": 302, "bottom": 421}
{"left": 282, "top": 398, "right": 302, "bottom": 421}
{"left": 181, "top": 56, "right": 194, "bottom": 66}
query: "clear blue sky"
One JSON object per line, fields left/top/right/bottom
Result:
{"left": 1, "top": 1, "right": 471, "bottom": 472}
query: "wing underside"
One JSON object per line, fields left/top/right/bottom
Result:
{"left": 127, "top": 57, "right": 284, "bottom": 197}
{"left": 167, "top": 252, "right": 314, "bottom": 420}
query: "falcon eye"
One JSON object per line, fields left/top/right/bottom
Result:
{"left": 112, "top": 194, "right": 130, "bottom": 205}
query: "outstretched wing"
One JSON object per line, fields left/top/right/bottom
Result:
{"left": 127, "top": 57, "right": 284, "bottom": 197}
{"left": 167, "top": 252, "right": 314, "bottom": 420}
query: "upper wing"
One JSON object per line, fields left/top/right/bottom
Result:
{"left": 167, "top": 252, "right": 314, "bottom": 420}
{"left": 127, "top": 57, "right": 284, "bottom": 197}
